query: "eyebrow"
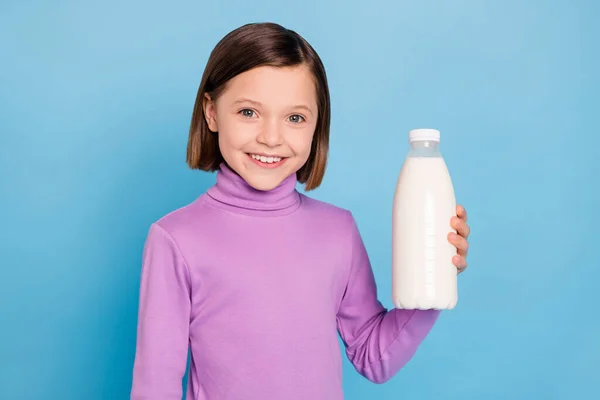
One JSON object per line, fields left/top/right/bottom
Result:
{"left": 233, "top": 98, "right": 314, "bottom": 116}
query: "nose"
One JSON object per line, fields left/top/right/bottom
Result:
{"left": 256, "top": 120, "right": 283, "bottom": 147}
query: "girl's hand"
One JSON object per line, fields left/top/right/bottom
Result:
{"left": 448, "top": 204, "right": 470, "bottom": 274}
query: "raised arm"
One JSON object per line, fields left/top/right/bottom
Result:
{"left": 336, "top": 214, "right": 440, "bottom": 384}
{"left": 130, "top": 223, "right": 191, "bottom": 399}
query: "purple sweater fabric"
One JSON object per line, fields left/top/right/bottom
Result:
{"left": 130, "top": 163, "right": 440, "bottom": 400}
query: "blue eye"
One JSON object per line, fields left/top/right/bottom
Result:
{"left": 289, "top": 114, "right": 305, "bottom": 123}
{"left": 240, "top": 109, "right": 255, "bottom": 118}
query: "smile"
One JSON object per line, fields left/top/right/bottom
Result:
{"left": 247, "top": 153, "right": 287, "bottom": 167}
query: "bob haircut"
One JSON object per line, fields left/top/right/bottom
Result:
{"left": 186, "top": 22, "right": 331, "bottom": 191}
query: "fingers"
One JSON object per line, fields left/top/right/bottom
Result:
{"left": 453, "top": 205, "right": 470, "bottom": 274}
{"left": 453, "top": 255, "right": 467, "bottom": 273}
{"left": 448, "top": 232, "right": 469, "bottom": 257}
{"left": 451, "top": 215, "right": 470, "bottom": 239}
{"left": 457, "top": 204, "right": 467, "bottom": 222}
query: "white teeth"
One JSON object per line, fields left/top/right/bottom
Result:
{"left": 250, "top": 154, "right": 282, "bottom": 163}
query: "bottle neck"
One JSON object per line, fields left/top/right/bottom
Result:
{"left": 408, "top": 140, "right": 441, "bottom": 157}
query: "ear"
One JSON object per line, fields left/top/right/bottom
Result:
{"left": 203, "top": 93, "right": 218, "bottom": 132}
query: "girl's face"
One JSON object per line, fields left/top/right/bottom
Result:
{"left": 203, "top": 64, "right": 319, "bottom": 191}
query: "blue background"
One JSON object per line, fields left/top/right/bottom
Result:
{"left": 1, "top": 1, "right": 598, "bottom": 399}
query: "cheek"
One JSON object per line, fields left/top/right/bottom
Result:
{"left": 288, "top": 129, "right": 316, "bottom": 159}
{"left": 216, "top": 129, "right": 243, "bottom": 164}
{"left": 217, "top": 118, "right": 253, "bottom": 150}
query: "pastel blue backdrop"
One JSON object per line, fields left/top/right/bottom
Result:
{"left": 1, "top": 1, "right": 598, "bottom": 399}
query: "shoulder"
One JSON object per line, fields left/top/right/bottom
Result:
{"left": 298, "top": 194, "right": 365, "bottom": 268}
{"left": 299, "top": 193, "right": 358, "bottom": 231}
{"left": 145, "top": 194, "right": 214, "bottom": 243}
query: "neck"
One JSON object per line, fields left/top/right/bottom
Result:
{"left": 205, "top": 163, "right": 301, "bottom": 216}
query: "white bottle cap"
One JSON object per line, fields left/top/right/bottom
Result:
{"left": 408, "top": 128, "right": 440, "bottom": 143}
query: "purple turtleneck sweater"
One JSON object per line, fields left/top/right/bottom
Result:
{"left": 130, "top": 163, "right": 440, "bottom": 400}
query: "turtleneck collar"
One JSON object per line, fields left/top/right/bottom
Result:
{"left": 204, "top": 163, "right": 301, "bottom": 216}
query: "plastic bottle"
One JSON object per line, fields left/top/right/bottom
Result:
{"left": 392, "top": 128, "right": 458, "bottom": 310}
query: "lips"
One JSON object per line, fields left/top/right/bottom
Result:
{"left": 249, "top": 153, "right": 282, "bottom": 164}
{"left": 247, "top": 153, "right": 287, "bottom": 168}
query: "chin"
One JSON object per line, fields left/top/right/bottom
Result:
{"left": 226, "top": 155, "right": 299, "bottom": 191}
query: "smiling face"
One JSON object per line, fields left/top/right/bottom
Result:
{"left": 202, "top": 64, "right": 319, "bottom": 191}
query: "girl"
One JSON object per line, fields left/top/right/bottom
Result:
{"left": 130, "top": 22, "right": 471, "bottom": 400}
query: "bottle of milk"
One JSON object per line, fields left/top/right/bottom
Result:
{"left": 392, "top": 128, "right": 458, "bottom": 310}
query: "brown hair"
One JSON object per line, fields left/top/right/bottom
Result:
{"left": 186, "top": 22, "right": 331, "bottom": 191}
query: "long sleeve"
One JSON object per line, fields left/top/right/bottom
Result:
{"left": 336, "top": 214, "right": 441, "bottom": 384}
{"left": 130, "top": 223, "right": 192, "bottom": 400}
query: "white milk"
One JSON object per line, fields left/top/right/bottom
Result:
{"left": 392, "top": 129, "right": 458, "bottom": 310}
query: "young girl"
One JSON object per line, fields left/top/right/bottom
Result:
{"left": 130, "top": 22, "right": 470, "bottom": 400}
